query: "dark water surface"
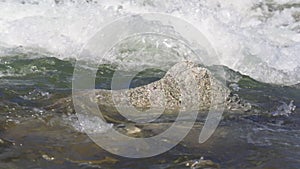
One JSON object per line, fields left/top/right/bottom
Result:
{"left": 0, "top": 55, "right": 300, "bottom": 169}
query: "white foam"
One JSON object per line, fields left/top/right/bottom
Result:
{"left": 0, "top": 0, "right": 299, "bottom": 84}
{"left": 63, "top": 114, "right": 113, "bottom": 134}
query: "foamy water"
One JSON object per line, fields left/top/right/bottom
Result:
{"left": 0, "top": 0, "right": 299, "bottom": 84}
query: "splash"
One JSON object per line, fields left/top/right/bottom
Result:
{"left": 0, "top": 0, "right": 299, "bottom": 85}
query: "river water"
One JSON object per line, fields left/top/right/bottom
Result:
{"left": 0, "top": 55, "right": 299, "bottom": 168}
{"left": 0, "top": 0, "right": 300, "bottom": 168}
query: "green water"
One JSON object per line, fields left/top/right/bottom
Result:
{"left": 0, "top": 55, "right": 300, "bottom": 169}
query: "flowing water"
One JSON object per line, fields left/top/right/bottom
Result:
{"left": 0, "top": 0, "right": 300, "bottom": 169}
{"left": 0, "top": 54, "right": 299, "bottom": 169}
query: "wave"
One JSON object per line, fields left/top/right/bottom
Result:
{"left": 0, "top": 0, "right": 299, "bottom": 85}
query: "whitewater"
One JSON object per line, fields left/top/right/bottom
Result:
{"left": 0, "top": 0, "right": 299, "bottom": 84}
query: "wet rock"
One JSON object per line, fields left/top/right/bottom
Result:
{"left": 0, "top": 137, "right": 15, "bottom": 146}
{"left": 47, "top": 61, "right": 230, "bottom": 120}
{"left": 115, "top": 124, "right": 142, "bottom": 136}
{"left": 125, "top": 125, "right": 141, "bottom": 135}
{"left": 67, "top": 156, "right": 118, "bottom": 165}
{"left": 185, "top": 157, "right": 220, "bottom": 169}
{"left": 42, "top": 154, "right": 55, "bottom": 161}
{"left": 93, "top": 61, "right": 229, "bottom": 111}
{"left": 226, "top": 93, "right": 252, "bottom": 112}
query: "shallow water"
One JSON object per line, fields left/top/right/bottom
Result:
{"left": 0, "top": 55, "right": 300, "bottom": 169}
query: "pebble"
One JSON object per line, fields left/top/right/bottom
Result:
{"left": 185, "top": 157, "right": 220, "bottom": 169}
{"left": 42, "top": 154, "right": 55, "bottom": 161}
{"left": 126, "top": 126, "right": 141, "bottom": 135}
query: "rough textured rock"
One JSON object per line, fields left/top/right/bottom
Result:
{"left": 47, "top": 61, "right": 231, "bottom": 121}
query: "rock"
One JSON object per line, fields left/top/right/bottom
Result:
{"left": 47, "top": 61, "right": 230, "bottom": 121}
{"left": 125, "top": 125, "right": 141, "bottom": 135}
{"left": 115, "top": 124, "right": 142, "bottom": 136}
{"left": 0, "top": 137, "right": 15, "bottom": 146}
{"left": 185, "top": 157, "right": 220, "bottom": 169}
{"left": 42, "top": 154, "right": 55, "bottom": 161}
{"left": 66, "top": 156, "right": 118, "bottom": 165}
{"left": 226, "top": 93, "right": 252, "bottom": 112}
